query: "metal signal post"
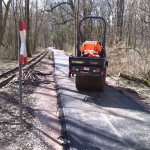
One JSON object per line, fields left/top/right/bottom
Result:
{"left": 18, "top": 20, "right": 28, "bottom": 125}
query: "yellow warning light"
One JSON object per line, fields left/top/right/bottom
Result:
{"left": 90, "top": 62, "right": 99, "bottom": 65}
{"left": 71, "top": 61, "right": 84, "bottom": 64}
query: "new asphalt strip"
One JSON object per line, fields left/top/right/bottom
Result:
{"left": 52, "top": 48, "right": 150, "bottom": 150}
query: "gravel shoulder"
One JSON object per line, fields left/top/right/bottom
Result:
{"left": 0, "top": 51, "right": 63, "bottom": 150}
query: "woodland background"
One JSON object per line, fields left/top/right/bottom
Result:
{"left": 0, "top": 0, "right": 150, "bottom": 81}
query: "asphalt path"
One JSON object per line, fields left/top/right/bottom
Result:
{"left": 52, "top": 48, "right": 150, "bottom": 150}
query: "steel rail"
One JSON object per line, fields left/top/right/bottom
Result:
{"left": 0, "top": 50, "right": 48, "bottom": 88}
{"left": 0, "top": 50, "right": 46, "bottom": 79}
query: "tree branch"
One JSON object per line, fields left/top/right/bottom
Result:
{"left": 51, "top": 2, "right": 74, "bottom": 13}
{"left": 2, "top": 0, "right": 6, "bottom": 7}
{"left": 114, "top": 47, "right": 143, "bottom": 58}
{"left": 106, "top": 0, "right": 113, "bottom": 15}
{"left": 55, "top": 18, "right": 74, "bottom": 26}
{"left": 59, "top": 5, "right": 75, "bottom": 18}
{"left": 43, "top": 2, "right": 74, "bottom": 13}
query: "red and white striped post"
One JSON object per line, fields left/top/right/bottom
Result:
{"left": 18, "top": 20, "right": 28, "bottom": 124}
{"left": 19, "top": 20, "right": 28, "bottom": 65}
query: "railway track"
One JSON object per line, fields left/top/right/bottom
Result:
{"left": 0, "top": 50, "right": 48, "bottom": 88}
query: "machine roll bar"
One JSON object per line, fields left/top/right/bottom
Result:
{"left": 77, "top": 16, "right": 107, "bottom": 57}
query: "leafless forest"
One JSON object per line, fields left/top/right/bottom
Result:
{"left": 0, "top": 0, "right": 150, "bottom": 82}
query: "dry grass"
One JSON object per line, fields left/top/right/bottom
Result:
{"left": 107, "top": 44, "right": 150, "bottom": 79}
{"left": 63, "top": 44, "right": 75, "bottom": 56}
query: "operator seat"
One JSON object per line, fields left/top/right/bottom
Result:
{"left": 80, "top": 41, "right": 102, "bottom": 58}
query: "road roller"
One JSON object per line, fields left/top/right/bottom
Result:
{"left": 69, "top": 16, "right": 108, "bottom": 92}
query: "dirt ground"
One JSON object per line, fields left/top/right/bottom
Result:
{"left": 106, "top": 75, "right": 150, "bottom": 111}
{"left": 0, "top": 52, "right": 63, "bottom": 150}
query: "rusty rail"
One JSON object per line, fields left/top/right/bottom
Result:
{"left": 0, "top": 50, "right": 48, "bottom": 88}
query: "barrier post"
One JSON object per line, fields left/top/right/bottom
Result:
{"left": 18, "top": 20, "right": 28, "bottom": 125}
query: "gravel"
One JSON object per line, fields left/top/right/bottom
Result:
{"left": 0, "top": 52, "right": 63, "bottom": 150}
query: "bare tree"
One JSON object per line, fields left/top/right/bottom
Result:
{"left": 0, "top": 0, "right": 12, "bottom": 47}
{"left": 25, "top": 0, "right": 32, "bottom": 57}
{"left": 116, "top": 0, "right": 124, "bottom": 42}
{"left": 0, "top": 0, "right": 2, "bottom": 30}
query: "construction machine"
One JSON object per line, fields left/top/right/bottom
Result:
{"left": 69, "top": 16, "right": 108, "bottom": 91}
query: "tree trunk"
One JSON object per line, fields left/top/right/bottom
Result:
{"left": 33, "top": 0, "right": 38, "bottom": 52}
{"left": 0, "top": 0, "right": 12, "bottom": 47}
{"left": 12, "top": 0, "right": 18, "bottom": 60}
{"left": 25, "top": 0, "right": 32, "bottom": 57}
{"left": 0, "top": 0, "right": 2, "bottom": 30}
{"left": 116, "top": 0, "right": 124, "bottom": 43}
{"left": 120, "top": 73, "right": 150, "bottom": 87}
